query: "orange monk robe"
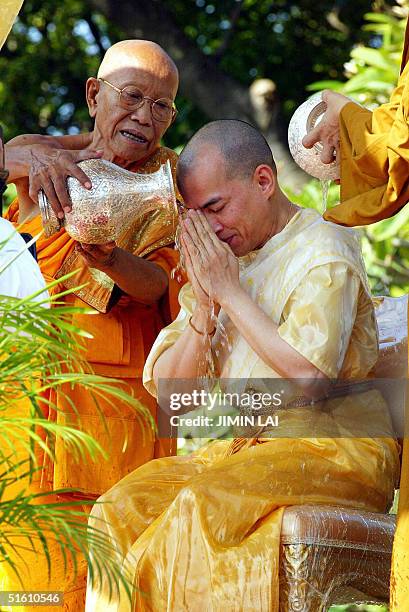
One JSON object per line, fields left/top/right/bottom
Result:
{"left": 324, "top": 21, "right": 409, "bottom": 227}
{"left": 323, "top": 22, "right": 409, "bottom": 611}
{"left": 2, "top": 146, "right": 184, "bottom": 611}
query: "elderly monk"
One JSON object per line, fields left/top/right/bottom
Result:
{"left": 3, "top": 40, "right": 183, "bottom": 610}
{"left": 302, "top": 19, "right": 409, "bottom": 611}
{"left": 85, "top": 120, "right": 400, "bottom": 612}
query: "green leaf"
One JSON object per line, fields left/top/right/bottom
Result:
{"left": 367, "top": 206, "right": 409, "bottom": 241}
{"left": 350, "top": 46, "right": 397, "bottom": 72}
{"left": 306, "top": 80, "right": 345, "bottom": 92}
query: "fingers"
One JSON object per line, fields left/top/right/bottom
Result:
{"left": 180, "top": 235, "right": 195, "bottom": 277}
{"left": 75, "top": 148, "right": 103, "bottom": 162}
{"left": 181, "top": 224, "right": 204, "bottom": 266}
{"left": 181, "top": 235, "right": 209, "bottom": 300}
{"left": 77, "top": 242, "right": 116, "bottom": 269}
{"left": 181, "top": 235, "right": 200, "bottom": 286}
{"left": 193, "top": 210, "right": 224, "bottom": 251}
{"left": 32, "top": 175, "right": 65, "bottom": 220}
{"left": 79, "top": 243, "right": 93, "bottom": 252}
{"left": 302, "top": 125, "right": 322, "bottom": 149}
{"left": 51, "top": 170, "right": 76, "bottom": 215}
{"left": 335, "top": 140, "right": 341, "bottom": 164}
{"left": 99, "top": 241, "right": 116, "bottom": 251}
{"left": 71, "top": 148, "right": 104, "bottom": 189}
{"left": 321, "top": 142, "right": 336, "bottom": 165}
{"left": 184, "top": 210, "right": 220, "bottom": 257}
{"left": 65, "top": 158, "right": 93, "bottom": 190}
{"left": 80, "top": 241, "right": 116, "bottom": 253}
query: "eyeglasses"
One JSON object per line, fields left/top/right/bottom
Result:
{"left": 98, "top": 78, "right": 177, "bottom": 123}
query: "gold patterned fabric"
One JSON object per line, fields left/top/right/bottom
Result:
{"left": 56, "top": 147, "right": 179, "bottom": 313}
{"left": 86, "top": 209, "right": 400, "bottom": 611}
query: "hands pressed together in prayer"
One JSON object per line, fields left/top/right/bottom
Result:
{"left": 156, "top": 207, "right": 329, "bottom": 391}
{"left": 180, "top": 210, "right": 240, "bottom": 310}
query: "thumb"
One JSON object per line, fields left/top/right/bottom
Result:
{"left": 302, "top": 125, "right": 321, "bottom": 149}
{"left": 73, "top": 148, "right": 104, "bottom": 162}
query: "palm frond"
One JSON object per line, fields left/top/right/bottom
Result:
{"left": 0, "top": 241, "right": 152, "bottom": 598}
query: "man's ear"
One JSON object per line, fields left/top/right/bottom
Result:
{"left": 86, "top": 78, "right": 100, "bottom": 118}
{"left": 254, "top": 164, "right": 276, "bottom": 199}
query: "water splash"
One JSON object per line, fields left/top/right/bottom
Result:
{"left": 170, "top": 217, "right": 233, "bottom": 382}
{"left": 320, "top": 178, "right": 331, "bottom": 213}
{"left": 170, "top": 221, "right": 185, "bottom": 283}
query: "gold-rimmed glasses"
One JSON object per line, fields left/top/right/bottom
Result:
{"left": 98, "top": 78, "right": 177, "bottom": 123}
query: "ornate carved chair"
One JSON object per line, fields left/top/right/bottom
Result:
{"left": 278, "top": 295, "right": 408, "bottom": 611}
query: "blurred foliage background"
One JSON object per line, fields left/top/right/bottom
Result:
{"left": 1, "top": 2, "right": 407, "bottom": 607}
{"left": 2, "top": 0, "right": 409, "bottom": 296}
{"left": 0, "top": 0, "right": 386, "bottom": 142}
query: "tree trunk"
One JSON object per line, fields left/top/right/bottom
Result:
{"left": 89, "top": 0, "right": 308, "bottom": 190}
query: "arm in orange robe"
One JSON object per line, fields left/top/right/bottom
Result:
{"left": 4, "top": 146, "right": 185, "bottom": 493}
{"left": 324, "top": 21, "right": 409, "bottom": 226}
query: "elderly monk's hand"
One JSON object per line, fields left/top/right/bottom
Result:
{"left": 182, "top": 210, "right": 240, "bottom": 307}
{"left": 77, "top": 241, "right": 117, "bottom": 271}
{"left": 302, "top": 90, "right": 351, "bottom": 165}
{"left": 28, "top": 145, "right": 103, "bottom": 220}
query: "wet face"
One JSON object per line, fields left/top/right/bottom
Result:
{"left": 180, "top": 148, "right": 276, "bottom": 256}
{"left": 87, "top": 63, "right": 177, "bottom": 166}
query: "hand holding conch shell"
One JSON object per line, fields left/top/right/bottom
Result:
{"left": 302, "top": 90, "right": 351, "bottom": 164}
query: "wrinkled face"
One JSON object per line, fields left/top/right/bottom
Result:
{"left": 180, "top": 148, "right": 276, "bottom": 256}
{"left": 87, "top": 64, "right": 177, "bottom": 164}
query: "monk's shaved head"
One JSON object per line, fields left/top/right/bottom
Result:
{"left": 88, "top": 39, "right": 179, "bottom": 164}
{"left": 97, "top": 40, "right": 179, "bottom": 95}
{"left": 177, "top": 120, "right": 276, "bottom": 194}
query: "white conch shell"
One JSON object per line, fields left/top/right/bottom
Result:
{"left": 288, "top": 91, "right": 340, "bottom": 181}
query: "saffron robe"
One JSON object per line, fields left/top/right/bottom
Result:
{"left": 1, "top": 146, "right": 183, "bottom": 611}
{"left": 86, "top": 209, "right": 400, "bottom": 611}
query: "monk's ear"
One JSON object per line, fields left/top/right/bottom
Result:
{"left": 86, "top": 77, "right": 100, "bottom": 118}
{"left": 253, "top": 164, "right": 276, "bottom": 199}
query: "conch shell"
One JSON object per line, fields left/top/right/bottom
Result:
{"left": 288, "top": 91, "right": 340, "bottom": 181}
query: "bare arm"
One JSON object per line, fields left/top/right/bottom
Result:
{"left": 153, "top": 305, "right": 214, "bottom": 388}
{"left": 219, "top": 286, "right": 328, "bottom": 397}
{"left": 7, "top": 132, "right": 92, "bottom": 150}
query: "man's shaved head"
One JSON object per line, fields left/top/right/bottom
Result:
{"left": 97, "top": 40, "right": 179, "bottom": 95}
{"left": 177, "top": 120, "right": 276, "bottom": 194}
